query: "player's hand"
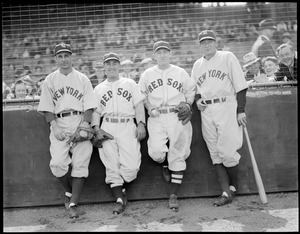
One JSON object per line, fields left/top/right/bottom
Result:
{"left": 135, "top": 122, "right": 146, "bottom": 141}
{"left": 148, "top": 107, "right": 160, "bottom": 117}
{"left": 237, "top": 112, "right": 247, "bottom": 127}
{"left": 196, "top": 99, "right": 207, "bottom": 112}
{"left": 53, "top": 126, "right": 67, "bottom": 141}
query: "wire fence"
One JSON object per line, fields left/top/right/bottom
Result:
{"left": 2, "top": 2, "right": 297, "bottom": 102}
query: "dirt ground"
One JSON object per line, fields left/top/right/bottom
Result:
{"left": 3, "top": 191, "right": 298, "bottom": 232}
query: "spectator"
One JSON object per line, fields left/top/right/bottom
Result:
{"left": 119, "top": 59, "right": 137, "bottom": 79}
{"left": 2, "top": 81, "right": 11, "bottom": 99}
{"left": 6, "top": 80, "right": 28, "bottom": 99}
{"left": 251, "top": 19, "right": 277, "bottom": 62}
{"left": 89, "top": 61, "right": 106, "bottom": 88}
{"left": 275, "top": 43, "right": 297, "bottom": 81}
{"left": 139, "top": 57, "right": 154, "bottom": 75}
{"left": 243, "top": 52, "right": 268, "bottom": 84}
{"left": 25, "top": 81, "right": 40, "bottom": 100}
{"left": 36, "top": 77, "right": 45, "bottom": 96}
{"left": 281, "top": 32, "right": 294, "bottom": 46}
{"left": 262, "top": 56, "right": 279, "bottom": 82}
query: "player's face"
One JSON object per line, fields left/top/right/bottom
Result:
{"left": 153, "top": 49, "right": 171, "bottom": 66}
{"left": 199, "top": 39, "right": 217, "bottom": 57}
{"left": 104, "top": 60, "right": 120, "bottom": 80}
{"left": 56, "top": 52, "right": 72, "bottom": 69}
{"left": 263, "top": 60, "right": 278, "bottom": 76}
{"left": 278, "top": 47, "right": 294, "bottom": 67}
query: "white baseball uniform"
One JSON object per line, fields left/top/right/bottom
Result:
{"left": 38, "top": 68, "right": 97, "bottom": 178}
{"left": 138, "top": 64, "right": 196, "bottom": 171}
{"left": 191, "top": 50, "right": 248, "bottom": 167}
{"left": 92, "top": 77, "right": 146, "bottom": 188}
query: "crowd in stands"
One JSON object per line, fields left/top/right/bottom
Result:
{"left": 2, "top": 16, "right": 297, "bottom": 100}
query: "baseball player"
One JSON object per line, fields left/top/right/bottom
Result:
{"left": 37, "top": 43, "right": 97, "bottom": 218}
{"left": 91, "top": 52, "right": 146, "bottom": 214}
{"left": 138, "top": 41, "right": 196, "bottom": 211}
{"left": 191, "top": 30, "right": 248, "bottom": 206}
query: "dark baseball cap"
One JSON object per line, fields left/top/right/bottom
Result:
{"left": 103, "top": 52, "right": 120, "bottom": 63}
{"left": 198, "top": 30, "right": 216, "bottom": 43}
{"left": 259, "top": 19, "right": 276, "bottom": 30}
{"left": 54, "top": 43, "right": 72, "bottom": 55}
{"left": 153, "top": 41, "right": 171, "bottom": 53}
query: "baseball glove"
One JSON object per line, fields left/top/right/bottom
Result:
{"left": 175, "top": 102, "right": 193, "bottom": 125}
{"left": 67, "top": 126, "right": 95, "bottom": 145}
{"left": 92, "top": 128, "right": 114, "bottom": 148}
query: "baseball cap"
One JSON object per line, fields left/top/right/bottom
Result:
{"left": 198, "top": 30, "right": 216, "bottom": 43}
{"left": 54, "top": 43, "right": 72, "bottom": 55}
{"left": 153, "top": 41, "right": 171, "bottom": 53}
{"left": 259, "top": 19, "right": 277, "bottom": 30}
{"left": 243, "top": 52, "right": 261, "bottom": 69}
{"left": 103, "top": 52, "right": 120, "bottom": 63}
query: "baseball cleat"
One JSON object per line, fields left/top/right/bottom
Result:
{"left": 213, "top": 194, "right": 233, "bottom": 207}
{"left": 230, "top": 190, "right": 237, "bottom": 198}
{"left": 64, "top": 195, "right": 71, "bottom": 210}
{"left": 69, "top": 205, "right": 79, "bottom": 219}
{"left": 113, "top": 201, "right": 126, "bottom": 214}
{"left": 162, "top": 166, "right": 171, "bottom": 183}
{"left": 169, "top": 194, "right": 179, "bottom": 210}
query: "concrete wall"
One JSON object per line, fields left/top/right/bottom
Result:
{"left": 3, "top": 85, "right": 298, "bottom": 208}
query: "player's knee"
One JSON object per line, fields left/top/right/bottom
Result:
{"left": 50, "top": 159, "right": 69, "bottom": 177}
{"left": 148, "top": 150, "right": 166, "bottom": 163}
{"left": 120, "top": 168, "right": 139, "bottom": 183}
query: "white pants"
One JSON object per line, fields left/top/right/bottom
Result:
{"left": 147, "top": 112, "right": 192, "bottom": 171}
{"left": 98, "top": 119, "right": 141, "bottom": 187}
{"left": 49, "top": 115, "right": 93, "bottom": 178}
{"left": 201, "top": 100, "right": 243, "bottom": 167}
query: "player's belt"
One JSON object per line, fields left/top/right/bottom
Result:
{"left": 158, "top": 107, "right": 175, "bottom": 114}
{"left": 56, "top": 111, "right": 83, "bottom": 118}
{"left": 105, "top": 117, "right": 131, "bottom": 123}
{"left": 201, "top": 97, "right": 228, "bottom": 105}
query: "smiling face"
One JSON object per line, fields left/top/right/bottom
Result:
{"left": 103, "top": 60, "right": 120, "bottom": 81}
{"left": 263, "top": 60, "right": 278, "bottom": 77}
{"left": 277, "top": 46, "right": 294, "bottom": 67}
{"left": 15, "top": 82, "right": 27, "bottom": 99}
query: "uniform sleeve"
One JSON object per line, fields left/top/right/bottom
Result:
{"left": 37, "top": 76, "right": 55, "bottom": 114}
{"left": 138, "top": 70, "right": 148, "bottom": 95}
{"left": 93, "top": 86, "right": 104, "bottom": 115}
{"left": 131, "top": 79, "right": 146, "bottom": 107}
{"left": 82, "top": 76, "right": 98, "bottom": 111}
{"left": 191, "top": 61, "right": 200, "bottom": 95}
{"left": 181, "top": 69, "right": 196, "bottom": 105}
{"left": 228, "top": 53, "right": 248, "bottom": 93}
{"left": 91, "top": 86, "right": 103, "bottom": 127}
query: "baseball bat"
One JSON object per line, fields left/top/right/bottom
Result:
{"left": 243, "top": 126, "right": 268, "bottom": 204}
